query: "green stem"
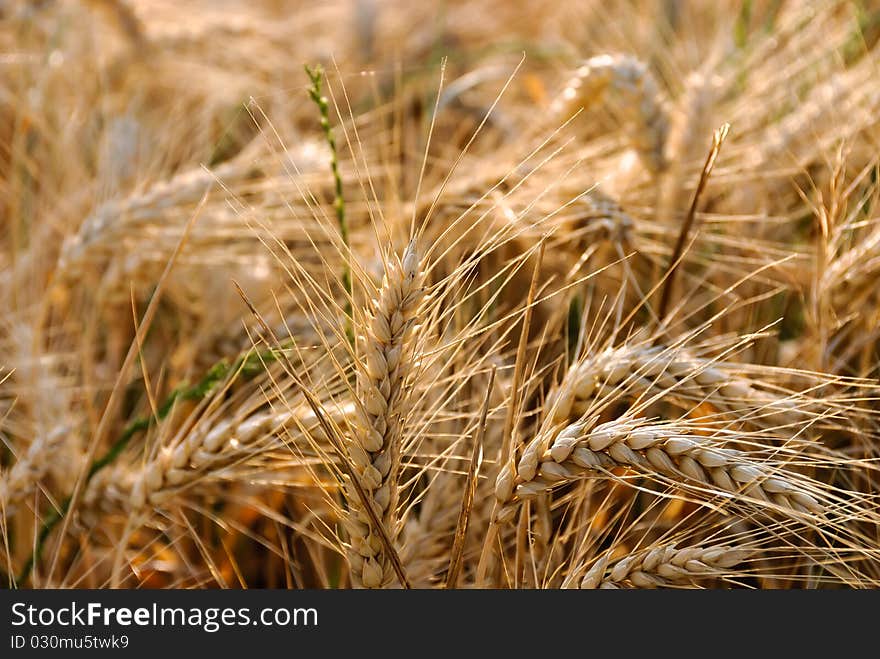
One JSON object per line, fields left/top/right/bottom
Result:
{"left": 305, "top": 64, "right": 354, "bottom": 346}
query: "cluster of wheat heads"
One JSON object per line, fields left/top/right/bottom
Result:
{"left": 2, "top": 0, "right": 880, "bottom": 589}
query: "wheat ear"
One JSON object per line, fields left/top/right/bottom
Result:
{"left": 0, "top": 426, "right": 72, "bottom": 516}
{"left": 494, "top": 417, "right": 823, "bottom": 523}
{"left": 79, "top": 401, "right": 344, "bottom": 519}
{"left": 551, "top": 54, "right": 669, "bottom": 174}
{"left": 345, "top": 241, "right": 425, "bottom": 588}
{"left": 58, "top": 159, "right": 248, "bottom": 275}
{"left": 546, "top": 342, "right": 810, "bottom": 430}
{"left": 571, "top": 187, "right": 635, "bottom": 245}
{"left": 821, "top": 223, "right": 880, "bottom": 312}
{"left": 575, "top": 544, "right": 751, "bottom": 589}
{"left": 399, "top": 470, "right": 462, "bottom": 587}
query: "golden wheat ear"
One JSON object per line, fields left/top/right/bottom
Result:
{"left": 550, "top": 54, "right": 669, "bottom": 176}
{"left": 575, "top": 544, "right": 752, "bottom": 589}
{"left": 344, "top": 241, "right": 425, "bottom": 588}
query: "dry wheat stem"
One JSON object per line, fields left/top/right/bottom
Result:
{"left": 445, "top": 366, "right": 494, "bottom": 588}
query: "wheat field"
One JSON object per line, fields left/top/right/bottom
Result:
{"left": 2, "top": 0, "right": 880, "bottom": 589}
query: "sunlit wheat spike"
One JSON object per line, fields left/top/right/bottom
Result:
{"left": 79, "top": 401, "right": 349, "bottom": 522}
{"left": 0, "top": 426, "right": 72, "bottom": 516}
{"left": 494, "top": 416, "right": 824, "bottom": 524}
{"left": 551, "top": 54, "right": 669, "bottom": 174}
{"left": 344, "top": 241, "right": 425, "bottom": 588}
{"left": 577, "top": 544, "right": 751, "bottom": 589}
{"left": 545, "top": 339, "right": 821, "bottom": 431}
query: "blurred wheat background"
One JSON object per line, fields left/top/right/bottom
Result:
{"left": 2, "top": 0, "right": 880, "bottom": 589}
